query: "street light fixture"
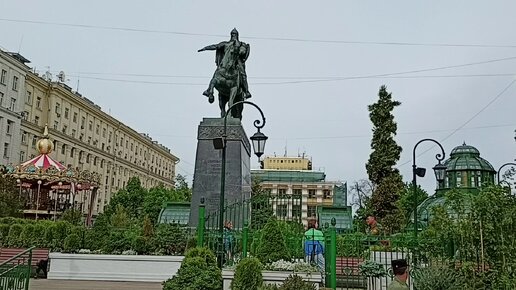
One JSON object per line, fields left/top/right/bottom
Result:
{"left": 214, "top": 100, "right": 267, "bottom": 268}
{"left": 497, "top": 162, "right": 516, "bottom": 185}
{"left": 412, "top": 139, "right": 446, "bottom": 239}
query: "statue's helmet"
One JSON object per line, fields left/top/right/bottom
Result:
{"left": 230, "top": 28, "right": 239, "bottom": 38}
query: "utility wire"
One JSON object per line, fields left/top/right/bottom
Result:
{"left": 397, "top": 79, "right": 516, "bottom": 168}
{"left": 2, "top": 17, "right": 516, "bottom": 49}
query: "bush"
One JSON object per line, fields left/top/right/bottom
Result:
{"left": 33, "top": 223, "right": 47, "bottom": 247}
{"left": 413, "top": 266, "right": 465, "bottom": 290}
{"left": 256, "top": 218, "right": 290, "bottom": 263}
{"left": 336, "top": 233, "right": 368, "bottom": 257}
{"left": 44, "top": 223, "right": 58, "bottom": 249}
{"left": 7, "top": 224, "right": 23, "bottom": 247}
{"left": 102, "top": 230, "right": 137, "bottom": 254}
{"left": 163, "top": 247, "right": 221, "bottom": 290}
{"left": 153, "top": 223, "right": 188, "bottom": 255}
{"left": 231, "top": 257, "right": 263, "bottom": 290}
{"left": 61, "top": 209, "right": 83, "bottom": 226}
{"left": 278, "top": 274, "right": 316, "bottom": 290}
{"left": 0, "top": 224, "right": 10, "bottom": 246}
{"left": 133, "top": 236, "right": 152, "bottom": 255}
{"left": 20, "top": 224, "right": 36, "bottom": 247}
{"left": 63, "top": 233, "right": 81, "bottom": 253}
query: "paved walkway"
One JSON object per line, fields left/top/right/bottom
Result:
{"left": 30, "top": 279, "right": 162, "bottom": 290}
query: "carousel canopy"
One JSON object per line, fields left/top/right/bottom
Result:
{"left": 21, "top": 154, "right": 66, "bottom": 171}
{"left": 1, "top": 125, "right": 100, "bottom": 186}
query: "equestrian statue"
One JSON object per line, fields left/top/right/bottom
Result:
{"left": 198, "top": 28, "right": 251, "bottom": 120}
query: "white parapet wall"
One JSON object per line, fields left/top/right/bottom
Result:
{"left": 222, "top": 269, "right": 322, "bottom": 290}
{"left": 48, "top": 253, "right": 184, "bottom": 282}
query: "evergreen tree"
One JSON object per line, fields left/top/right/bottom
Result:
{"left": 0, "top": 174, "right": 22, "bottom": 217}
{"left": 365, "top": 85, "right": 404, "bottom": 232}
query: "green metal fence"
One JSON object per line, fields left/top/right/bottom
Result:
{"left": 0, "top": 247, "right": 33, "bottom": 290}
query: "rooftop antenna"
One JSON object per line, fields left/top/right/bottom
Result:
{"left": 76, "top": 77, "right": 80, "bottom": 93}
{"left": 284, "top": 139, "right": 288, "bottom": 157}
{"left": 18, "top": 35, "right": 24, "bottom": 53}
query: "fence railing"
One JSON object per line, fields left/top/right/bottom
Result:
{"left": 0, "top": 246, "right": 33, "bottom": 290}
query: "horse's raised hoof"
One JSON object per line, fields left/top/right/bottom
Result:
{"left": 208, "top": 95, "right": 214, "bottom": 103}
{"left": 244, "top": 92, "right": 252, "bottom": 99}
{"left": 202, "top": 90, "right": 211, "bottom": 97}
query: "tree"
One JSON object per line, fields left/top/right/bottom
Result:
{"left": 0, "top": 175, "right": 22, "bottom": 217}
{"left": 174, "top": 174, "right": 192, "bottom": 202}
{"left": 349, "top": 179, "right": 374, "bottom": 231}
{"left": 106, "top": 177, "right": 147, "bottom": 219}
{"left": 397, "top": 182, "right": 428, "bottom": 225}
{"left": 365, "top": 85, "right": 404, "bottom": 233}
{"left": 250, "top": 179, "right": 273, "bottom": 230}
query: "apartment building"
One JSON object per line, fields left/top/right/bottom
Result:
{"left": 1, "top": 48, "right": 179, "bottom": 214}
{"left": 0, "top": 51, "right": 29, "bottom": 165}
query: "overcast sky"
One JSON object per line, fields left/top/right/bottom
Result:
{"left": 1, "top": 1, "right": 515, "bottom": 195}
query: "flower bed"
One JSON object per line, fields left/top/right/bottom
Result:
{"left": 222, "top": 269, "right": 322, "bottom": 290}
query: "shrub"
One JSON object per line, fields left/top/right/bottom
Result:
{"left": 7, "top": 224, "right": 23, "bottom": 247}
{"left": 60, "top": 209, "right": 83, "bottom": 226}
{"left": 336, "top": 233, "right": 368, "bottom": 257}
{"left": 153, "top": 223, "right": 188, "bottom": 255}
{"left": 413, "top": 266, "right": 465, "bottom": 290}
{"left": 231, "top": 257, "right": 263, "bottom": 290}
{"left": 163, "top": 247, "right": 221, "bottom": 290}
{"left": 0, "top": 224, "right": 10, "bottom": 246}
{"left": 133, "top": 236, "right": 152, "bottom": 255}
{"left": 44, "top": 223, "right": 58, "bottom": 249}
{"left": 102, "top": 230, "right": 137, "bottom": 254}
{"left": 63, "top": 233, "right": 81, "bottom": 253}
{"left": 278, "top": 274, "right": 316, "bottom": 290}
{"left": 33, "top": 223, "right": 47, "bottom": 247}
{"left": 256, "top": 218, "right": 289, "bottom": 263}
{"left": 20, "top": 224, "right": 36, "bottom": 247}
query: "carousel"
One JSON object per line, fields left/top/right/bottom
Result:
{"left": 2, "top": 126, "right": 101, "bottom": 225}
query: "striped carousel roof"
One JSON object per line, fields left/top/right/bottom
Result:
{"left": 21, "top": 154, "right": 66, "bottom": 171}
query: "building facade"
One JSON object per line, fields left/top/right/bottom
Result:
{"left": 0, "top": 51, "right": 29, "bottom": 165}
{"left": 252, "top": 156, "right": 351, "bottom": 228}
{"left": 1, "top": 48, "right": 179, "bottom": 215}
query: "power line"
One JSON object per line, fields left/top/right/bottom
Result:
{"left": 2, "top": 17, "right": 516, "bottom": 49}
{"left": 397, "top": 79, "right": 516, "bottom": 168}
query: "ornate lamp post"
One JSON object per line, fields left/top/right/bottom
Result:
{"left": 497, "top": 162, "right": 516, "bottom": 185}
{"left": 412, "top": 139, "right": 446, "bottom": 239}
{"left": 213, "top": 100, "right": 267, "bottom": 268}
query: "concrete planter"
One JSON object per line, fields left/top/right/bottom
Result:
{"left": 48, "top": 253, "right": 184, "bottom": 282}
{"left": 222, "top": 269, "right": 322, "bottom": 290}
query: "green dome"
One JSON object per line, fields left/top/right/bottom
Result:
{"left": 444, "top": 143, "right": 495, "bottom": 172}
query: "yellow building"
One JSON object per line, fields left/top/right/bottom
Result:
{"left": 12, "top": 65, "right": 179, "bottom": 215}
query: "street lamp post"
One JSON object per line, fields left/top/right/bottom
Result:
{"left": 214, "top": 101, "right": 267, "bottom": 268}
{"left": 497, "top": 162, "right": 516, "bottom": 185}
{"left": 412, "top": 139, "right": 446, "bottom": 240}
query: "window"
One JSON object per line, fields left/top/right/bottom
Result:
{"left": 0, "top": 92, "right": 3, "bottom": 106}
{"left": 308, "top": 189, "right": 316, "bottom": 198}
{"left": 0, "top": 70, "right": 6, "bottom": 85}
{"left": 278, "top": 188, "right": 287, "bottom": 197}
{"left": 32, "top": 136, "right": 38, "bottom": 147}
{"left": 26, "top": 91, "right": 32, "bottom": 104}
{"left": 20, "top": 151, "right": 25, "bottom": 161}
{"left": 61, "top": 144, "right": 66, "bottom": 155}
{"left": 70, "top": 148, "right": 75, "bottom": 158}
{"left": 276, "top": 204, "right": 288, "bottom": 217}
{"left": 62, "top": 125, "right": 67, "bottom": 134}
{"left": 323, "top": 189, "right": 331, "bottom": 199}
{"left": 34, "top": 116, "right": 39, "bottom": 125}
{"left": 22, "top": 111, "right": 29, "bottom": 121}
{"left": 73, "top": 112, "right": 78, "bottom": 123}
{"left": 456, "top": 172, "right": 462, "bottom": 187}
{"left": 64, "top": 108, "right": 69, "bottom": 119}
{"left": 53, "top": 121, "right": 59, "bottom": 130}
{"left": 36, "top": 97, "right": 41, "bottom": 109}
{"left": 12, "top": 76, "right": 18, "bottom": 91}
{"left": 3, "top": 143, "right": 9, "bottom": 158}
{"left": 71, "top": 129, "right": 76, "bottom": 138}
{"left": 81, "top": 117, "right": 85, "bottom": 129}
{"left": 102, "top": 128, "right": 106, "bottom": 137}
{"left": 9, "top": 98, "right": 15, "bottom": 111}
{"left": 6, "top": 121, "right": 12, "bottom": 135}
{"left": 307, "top": 206, "right": 317, "bottom": 218}
{"left": 89, "top": 120, "right": 93, "bottom": 131}
{"left": 96, "top": 124, "right": 100, "bottom": 134}
{"left": 55, "top": 103, "right": 61, "bottom": 114}
{"left": 21, "top": 132, "right": 27, "bottom": 144}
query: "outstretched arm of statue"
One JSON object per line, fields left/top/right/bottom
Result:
{"left": 197, "top": 43, "right": 220, "bottom": 52}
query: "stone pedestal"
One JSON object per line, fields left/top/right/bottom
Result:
{"left": 189, "top": 118, "right": 252, "bottom": 228}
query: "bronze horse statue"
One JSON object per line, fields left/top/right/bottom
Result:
{"left": 198, "top": 28, "right": 251, "bottom": 120}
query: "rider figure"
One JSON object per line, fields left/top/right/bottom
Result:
{"left": 198, "top": 28, "right": 252, "bottom": 102}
